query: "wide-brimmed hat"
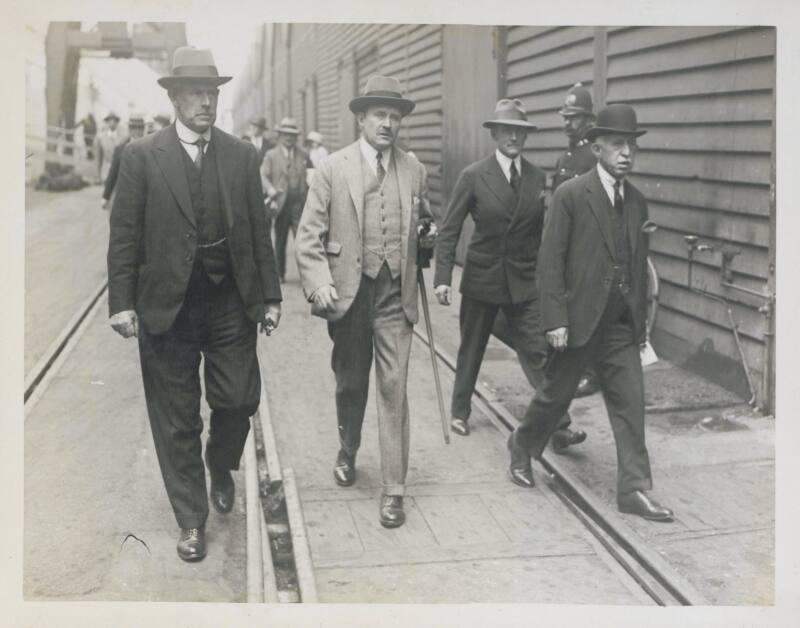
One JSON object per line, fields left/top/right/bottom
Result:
{"left": 349, "top": 75, "right": 415, "bottom": 117}
{"left": 559, "top": 83, "right": 594, "bottom": 117}
{"left": 275, "top": 117, "right": 300, "bottom": 135}
{"left": 250, "top": 116, "right": 268, "bottom": 130}
{"left": 482, "top": 99, "right": 537, "bottom": 130}
{"left": 104, "top": 111, "right": 120, "bottom": 122}
{"left": 157, "top": 46, "right": 232, "bottom": 89}
{"left": 585, "top": 104, "right": 647, "bottom": 142}
{"left": 306, "top": 131, "right": 323, "bottom": 144}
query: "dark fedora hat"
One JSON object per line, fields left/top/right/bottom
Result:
{"left": 250, "top": 116, "right": 268, "bottom": 130}
{"left": 559, "top": 83, "right": 594, "bottom": 117}
{"left": 157, "top": 46, "right": 232, "bottom": 89}
{"left": 349, "top": 75, "right": 415, "bottom": 117}
{"left": 483, "top": 98, "right": 537, "bottom": 130}
{"left": 585, "top": 104, "right": 646, "bottom": 141}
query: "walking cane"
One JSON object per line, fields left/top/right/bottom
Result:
{"left": 417, "top": 221, "right": 450, "bottom": 445}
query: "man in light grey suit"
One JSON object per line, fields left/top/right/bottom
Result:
{"left": 295, "top": 76, "right": 436, "bottom": 528}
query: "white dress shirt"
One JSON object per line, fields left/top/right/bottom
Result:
{"left": 359, "top": 137, "right": 392, "bottom": 176}
{"left": 494, "top": 149, "right": 522, "bottom": 184}
{"left": 596, "top": 162, "right": 625, "bottom": 205}
{"left": 175, "top": 118, "right": 211, "bottom": 161}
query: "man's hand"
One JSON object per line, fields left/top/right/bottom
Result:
{"left": 312, "top": 284, "right": 339, "bottom": 313}
{"left": 546, "top": 326, "right": 569, "bottom": 351}
{"left": 110, "top": 310, "right": 138, "bottom": 339}
{"left": 434, "top": 285, "right": 451, "bottom": 306}
{"left": 418, "top": 222, "right": 437, "bottom": 249}
{"left": 101, "top": 197, "right": 109, "bottom": 210}
{"left": 260, "top": 302, "right": 282, "bottom": 336}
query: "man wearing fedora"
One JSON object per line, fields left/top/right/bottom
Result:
{"left": 101, "top": 113, "right": 146, "bottom": 210}
{"left": 107, "top": 46, "right": 282, "bottom": 561}
{"left": 554, "top": 82, "right": 601, "bottom": 400}
{"left": 243, "top": 116, "right": 274, "bottom": 164}
{"left": 507, "top": 104, "right": 674, "bottom": 522}
{"left": 94, "top": 111, "right": 124, "bottom": 185}
{"left": 433, "top": 99, "right": 582, "bottom": 454}
{"left": 262, "top": 117, "right": 309, "bottom": 283}
{"left": 295, "top": 75, "right": 436, "bottom": 528}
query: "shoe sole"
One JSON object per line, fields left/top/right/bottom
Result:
{"left": 508, "top": 469, "right": 535, "bottom": 488}
{"left": 178, "top": 550, "right": 207, "bottom": 562}
{"left": 450, "top": 426, "right": 469, "bottom": 436}
{"left": 211, "top": 498, "right": 233, "bottom": 514}
{"left": 379, "top": 518, "right": 405, "bottom": 529}
{"left": 618, "top": 507, "right": 674, "bottom": 522}
{"left": 333, "top": 471, "right": 355, "bottom": 487}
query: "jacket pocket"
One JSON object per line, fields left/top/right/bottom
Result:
{"left": 325, "top": 241, "right": 342, "bottom": 256}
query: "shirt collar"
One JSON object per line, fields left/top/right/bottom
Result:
{"left": 596, "top": 163, "right": 624, "bottom": 202}
{"left": 175, "top": 117, "right": 211, "bottom": 146}
{"left": 360, "top": 137, "right": 391, "bottom": 169}
{"left": 495, "top": 149, "right": 522, "bottom": 182}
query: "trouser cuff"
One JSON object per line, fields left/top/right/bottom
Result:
{"left": 382, "top": 483, "right": 405, "bottom": 496}
{"left": 176, "top": 511, "right": 208, "bottom": 530}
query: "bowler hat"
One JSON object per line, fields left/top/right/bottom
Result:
{"left": 104, "top": 111, "right": 120, "bottom": 122}
{"left": 157, "top": 46, "right": 232, "bottom": 89}
{"left": 559, "top": 83, "right": 594, "bottom": 117}
{"left": 585, "top": 104, "right": 647, "bottom": 141}
{"left": 482, "top": 99, "right": 537, "bottom": 130}
{"left": 349, "top": 75, "right": 415, "bottom": 117}
{"left": 275, "top": 117, "right": 300, "bottom": 135}
{"left": 250, "top": 116, "right": 268, "bottom": 130}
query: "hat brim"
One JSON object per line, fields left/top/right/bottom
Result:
{"left": 482, "top": 119, "right": 538, "bottom": 130}
{"left": 104, "top": 115, "right": 120, "bottom": 122}
{"left": 558, "top": 107, "right": 595, "bottom": 117}
{"left": 349, "top": 96, "right": 415, "bottom": 117}
{"left": 275, "top": 128, "right": 300, "bottom": 135}
{"left": 585, "top": 126, "right": 647, "bottom": 142}
{"left": 157, "top": 75, "right": 232, "bottom": 89}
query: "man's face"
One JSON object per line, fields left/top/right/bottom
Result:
{"left": 592, "top": 133, "right": 638, "bottom": 178}
{"left": 562, "top": 114, "right": 592, "bottom": 140}
{"left": 491, "top": 125, "right": 528, "bottom": 159}
{"left": 358, "top": 105, "right": 402, "bottom": 151}
{"left": 170, "top": 82, "right": 219, "bottom": 133}
{"left": 249, "top": 124, "right": 264, "bottom": 138}
{"left": 129, "top": 125, "right": 145, "bottom": 139}
{"left": 107, "top": 118, "right": 119, "bottom": 131}
{"left": 279, "top": 133, "right": 297, "bottom": 148}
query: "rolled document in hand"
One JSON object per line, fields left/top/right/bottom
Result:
{"left": 640, "top": 341, "right": 658, "bottom": 366}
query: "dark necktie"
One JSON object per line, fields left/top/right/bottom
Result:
{"left": 509, "top": 160, "right": 520, "bottom": 195}
{"left": 613, "top": 179, "right": 624, "bottom": 213}
{"left": 611, "top": 179, "right": 630, "bottom": 282}
{"left": 194, "top": 137, "right": 206, "bottom": 170}
{"left": 376, "top": 151, "right": 386, "bottom": 184}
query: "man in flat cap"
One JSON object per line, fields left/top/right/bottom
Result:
{"left": 107, "top": 46, "right": 282, "bottom": 561}
{"left": 295, "top": 75, "right": 436, "bottom": 528}
{"left": 433, "top": 99, "right": 583, "bottom": 457}
{"left": 101, "top": 113, "right": 146, "bottom": 210}
{"left": 262, "top": 117, "right": 309, "bottom": 283}
{"left": 94, "top": 111, "right": 124, "bottom": 185}
{"left": 508, "top": 104, "right": 673, "bottom": 522}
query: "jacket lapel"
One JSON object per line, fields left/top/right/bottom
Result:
{"left": 212, "top": 128, "right": 235, "bottom": 231}
{"left": 342, "top": 141, "right": 365, "bottom": 230}
{"left": 153, "top": 126, "right": 195, "bottom": 227}
{"left": 481, "top": 155, "right": 517, "bottom": 213}
{"left": 624, "top": 180, "right": 642, "bottom": 256}
{"left": 585, "top": 168, "right": 616, "bottom": 258}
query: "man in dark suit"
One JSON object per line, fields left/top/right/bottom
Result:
{"left": 243, "top": 115, "right": 273, "bottom": 164}
{"left": 107, "top": 46, "right": 282, "bottom": 561}
{"left": 507, "top": 104, "right": 673, "bottom": 521}
{"left": 101, "top": 113, "right": 146, "bottom": 210}
{"left": 262, "top": 117, "right": 309, "bottom": 282}
{"left": 433, "top": 98, "right": 584, "bottom": 452}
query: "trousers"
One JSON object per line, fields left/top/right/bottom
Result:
{"left": 327, "top": 263, "right": 412, "bottom": 496}
{"left": 137, "top": 267, "right": 260, "bottom": 528}
{"left": 274, "top": 190, "right": 305, "bottom": 279}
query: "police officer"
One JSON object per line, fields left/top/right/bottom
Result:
{"left": 553, "top": 83, "right": 600, "bottom": 399}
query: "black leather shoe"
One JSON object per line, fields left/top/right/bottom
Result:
{"left": 333, "top": 449, "right": 356, "bottom": 487}
{"left": 551, "top": 427, "right": 588, "bottom": 453}
{"left": 618, "top": 490, "right": 674, "bottom": 522}
{"left": 507, "top": 432, "right": 534, "bottom": 488}
{"left": 450, "top": 418, "right": 470, "bottom": 436}
{"left": 206, "top": 452, "right": 234, "bottom": 514}
{"left": 177, "top": 527, "right": 206, "bottom": 562}
{"left": 379, "top": 494, "right": 405, "bottom": 528}
{"left": 575, "top": 375, "right": 600, "bottom": 398}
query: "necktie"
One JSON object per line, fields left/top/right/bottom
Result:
{"left": 613, "top": 179, "right": 624, "bottom": 212}
{"left": 376, "top": 151, "right": 386, "bottom": 184}
{"left": 194, "top": 137, "right": 206, "bottom": 170}
{"left": 509, "top": 160, "right": 520, "bottom": 195}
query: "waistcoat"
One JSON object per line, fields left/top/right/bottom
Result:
{"left": 361, "top": 153, "right": 403, "bottom": 279}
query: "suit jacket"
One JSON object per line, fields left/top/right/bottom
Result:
{"left": 242, "top": 134, "right": 273, "bottom": 164}
{"left": 295, "top": 140, "right": 433, "bottom": 323}
{"left": 107, "top": 124, "right": 282, "bottom": 335}
{"left": 261, "top": 144, "right": 309, "bottom": 211}
{"left": 102, "top": 137, "right": 131, "bottom": 201}
{"left": 539, "top": 167, "right": 650, "bottom": 348}
{"left": 434, "top": 154, "right": 547, "bottom": 304}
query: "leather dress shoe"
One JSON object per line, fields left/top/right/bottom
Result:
{"left": 618, "top": 490, "right": 674, "bottom": 522}
{"left": 507, "top": 432, "right": 534, "bottom": 488}
{"left": 450, "top": 418, "right": 470, "bottom": 436}
{"left": 177, "top": 527, "right": 206, "bottom": 562}
{"left": 206, "top": 452, "right": 235, "bottom": 514}
{"left": 379, "top": 494, "right": 405, "bottom": 528}
{"left": 551, "top": 427, "right": 588, "bottom": 453}
{"left": 333, "top": 449, "right": 356, "bottom": 487}
{"left": 575, "top": 375, "right": 600, "bottom": 398}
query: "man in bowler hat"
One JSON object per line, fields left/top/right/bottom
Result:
{"left": 295, "top": 75, "right": 436, "bottom": 528}
{"left": 507, "top": 104, "right": 673, "bottom": 521}
{"left": 433, "top": 99, "right": 584, "bottom": 452}
{"left": 107, "top": 46, "right": 282, "bottom": 560}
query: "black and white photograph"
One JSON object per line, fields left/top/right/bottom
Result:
{"left": 7, "top": 0, "right": 800, "bottom": 625}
